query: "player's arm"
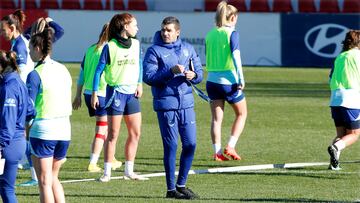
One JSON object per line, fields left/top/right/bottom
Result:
{"left": 230, "top": 31, "right": 244, "bottom": 89}
{"left": 47, "top": 18, "right": 65, "bottom": 43}
{"left": 91, "top": 45, "right": 108, "bottom": 109}
{"left": 0, "top": 86, "right": 18, "bottom": 149}
{"left": 73, "top": 56, "right": 85, "bottom": 110}
{"left": 187, "top": 46, "right": 203, "bottom": 85}
{"left": 143, "top": 48, "right": 174, "bottom": 87}
{"left": 26, "top": 70, "right": 41, "bottom": 103}
{"left": 135, "top": 48, "right": 143, "bottom": 98}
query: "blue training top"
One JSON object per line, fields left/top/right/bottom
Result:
{"left": 0, "top": 72, "right": 35, "bottom": 148}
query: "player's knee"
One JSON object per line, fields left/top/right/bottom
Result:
{"left": 183, "top": 141, "right": 196, "bottom": 152}
{"left": 39, "top": 174, "right": 52, "bottom": 187}
{"left": 165, "top": 142, "right": 178, "bottom": 153}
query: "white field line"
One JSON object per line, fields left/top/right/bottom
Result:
{"left": 60, "top": 161, "right": 332, "bottom": 184}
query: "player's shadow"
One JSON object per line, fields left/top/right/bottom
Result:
{"left": 202, "top": 197, "right": 357, "bottom": 202}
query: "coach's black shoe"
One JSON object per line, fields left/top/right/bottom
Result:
{"left": 166, "top": 190, "right": 187, "bottom": 199}
{"left": 176, "top": 186, "right": 200, "bottom": 200}
{"left": 327, "top": 145, "right": 341, "bottom": 170}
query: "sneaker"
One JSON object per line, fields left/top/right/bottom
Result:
{"left": 111, "top": 159, "right": 122, "bottom": 171}
{"left": 176, "top": 186, "right": 200, "bottom": 199}
{"left": 166, "top": 190, "right": 187, "bottom": 199}
{"left": 98, "top": 174, "right": 111, "bottom": 182}
{"left": 328, "top": 164, "right": 342, "bottom": 171}
{"left": 328, "top": 145, "right": 340, "bottom": 170}
{"left": 224, "top": 146, "right": 242, "bottom": 160}
{"left": 88, "top": 163, "right": 102, "bottom": 173}
{"left": 17, "top": 179, "right": 38, "bottom": 187}
{"left": 213, "top": 153, "right": 229, "bottom": 161}
{"left": 124, "top": 173, "right": 149, "bottom": 181}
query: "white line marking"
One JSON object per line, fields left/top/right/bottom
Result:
{"left": 60, "top": 161, "right": 335, "bottom": 184}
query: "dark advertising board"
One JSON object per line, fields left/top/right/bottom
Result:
{"left": 281, "top": 14, "right": 360, "bottom": 67}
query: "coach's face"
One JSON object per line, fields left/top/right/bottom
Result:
{"left": 161, "top": 23, "right": 180, "bottom": 44}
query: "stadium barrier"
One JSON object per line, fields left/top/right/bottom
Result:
{"left": 0, "top": 9, "right": 359, "bottom": 67}
{"left": 1, "top": 0, "right": 359, "bottom": 13}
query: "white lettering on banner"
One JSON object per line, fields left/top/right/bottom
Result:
{"left": 304, "top": 23, "right": 348, "bottom": 58}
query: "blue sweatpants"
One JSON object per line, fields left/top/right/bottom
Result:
{"left": 0, "top": 136, "right": 26, "bottom": 203}
{"left": 156, "top": 108, "right": 197, "bottom": 191}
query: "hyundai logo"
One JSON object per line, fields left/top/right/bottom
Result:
{"left": 304, "top": 24, "right": 348, "bottom": 58}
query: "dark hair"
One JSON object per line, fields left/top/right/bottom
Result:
{"left": 96, "top": 23, "right": 109, "bottom": 50}
{"left": 30, "top": 24, "right": 53, "bottom": 61}
{"left": 342, "top": 30, "right": 360, "bottom": 52}
{"left": 0, "top": 50, "right": 19, "bottom": 74}
{"left": 108, "top": 13, "right": 135, "bottom": 40}
{"left": 30, "top": 17, "right": 47, "bottom": 36}
{"left": 1, "top": 9, "right": 26, "bottom": 33}
{"left": 161, "top": 16, "right": 180, "bottom": 30}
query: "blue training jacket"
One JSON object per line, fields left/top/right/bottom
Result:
{"left": 143, "top": 31, "right": 203, "bottom": 111}
{"left": 0, "top": 72, "right": 35, "bottom": 148}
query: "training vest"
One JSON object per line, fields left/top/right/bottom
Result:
{"left": 84, "top": 44, "right": 107, "bottom": 95}
{"left": 330, "top": 48, "right": 360, "bottom": 90}
{"left": 104, "top": 38, "right": 140, "bottom": 86}
{"left": 206, "top": 27, "right": 236, "bottom": 72}
{"left": 34, "top": 60, "right": 72, "bottom": 119}
{"left": 329, "top": 48, "right": 360, "bottom": 108}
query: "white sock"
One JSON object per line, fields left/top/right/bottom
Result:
{"left": 334, "top": 140, "right": 346, "bottom": 151}
{"left": 89, "top": 153, "right": 99, "bottom": 164}
{"left": 176, "top": 184, "right": 185, "bottom": 188}
{"left": 124, "top": 161, "right": 134, "bottom": 175}
{"left": 335, "top": 150, "right": 341, "bottom": 160}
{"left": 227, "top": 135, "right": 238, "bottom": 148}
{"left": 30, "top": 167, "right": 38, "bottom": 181}
{"left": 104, "top": 162, "right": 112, "bottom": 176}
{"left": 213, "top": 144, "right": 221, "bottom": 154}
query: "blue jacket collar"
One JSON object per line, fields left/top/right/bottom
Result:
{"left": 153, "top": 31, "right": 181, "bottom": 49}
{"left": 1, "top": 71, "right": 19, "bottom": 83}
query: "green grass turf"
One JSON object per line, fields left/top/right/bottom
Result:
{"left": 15, "top": 65, "right": 360, "bottom": 202}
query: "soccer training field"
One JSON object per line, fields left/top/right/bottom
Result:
{"left": 16, "top": 64, "right": 360, "bottom": 202}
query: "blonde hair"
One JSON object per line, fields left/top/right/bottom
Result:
{"left": 215, "top": 1, "right": 238, "bottom": 27}
{"left": 96, "top": 23, "right": 109, "bottom": 50}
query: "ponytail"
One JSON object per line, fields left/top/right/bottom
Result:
{"left": 30, "top": 25, "right": 53, "bottom": 61}
{"left": 1, "top": 9, "right": 26, "bottom": 33}
{"left": 215, "top": 1, "right": 238, "bottom": 27}
{"left": 31, "top": 17, "right": 47, "bottom": 36}
{"left": 96, "top": 23, "right": 109, "bottom": 50}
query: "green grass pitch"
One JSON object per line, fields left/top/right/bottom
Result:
{"left": 15, "top": 64, "right": 360, "bottom": 202}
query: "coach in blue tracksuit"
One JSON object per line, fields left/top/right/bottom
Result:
{"left": 143, "top": 16, "right": 203, "bottom": 200}
{"left": 0, "top": 50, "right": 34, "bottom": 203}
